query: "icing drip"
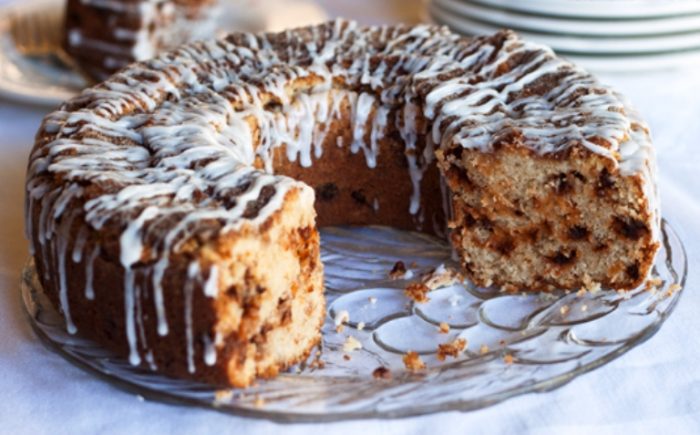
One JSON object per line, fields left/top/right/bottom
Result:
{"left": 145, "top": 350, "right": 157, "bottom": 370}
{"left": 203, "top": 266, "right": 219, "bottom": 298}
{"left": 56, "top": 212, "right": 78, "bottom": 334}
{"left": 185, "top": 262, "right": 198, "bottom": 374}
{"left": 399, "top": 102, "right": 424, "bottom": 215}
{"left": 121, "top": 206, "right": 159, "bottom": 365}
{"left": 124, "top": 269, "right": 140, "bottom": 365}
{"left": 84, "top": 246, "right": 99, "bottom": 300}
{"left": 203, "top": 334, "right": 217, "bottom": 366}
{"left": 352, "top": 93, "right": 379, "bottom": 168}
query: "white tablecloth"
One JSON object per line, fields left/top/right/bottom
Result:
{"left": 1, "top": 1, "right": 699, "bottom": 433}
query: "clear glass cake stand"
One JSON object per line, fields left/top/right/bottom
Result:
{"left": 21, "top": 220, "right": 686, "bottom": 422}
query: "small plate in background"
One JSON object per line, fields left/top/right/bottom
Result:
{"left": 0, "top": 0, "right": 328, "bottom": 107}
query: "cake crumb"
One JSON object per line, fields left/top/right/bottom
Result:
{"left": 254, "top": 395, "right": 265, "bottom": 408}
{"left": 438, "top": 322, "right": 450, "bottom": 334}
{"left": 405, "top": 282, "right": 431, "bottom": 303}
{"left": 498, "top": 339, "right": 506, "bottom": 346}
{"left": 403, "top": 351, "right": 426, "bottom": 371}
{"left": 480, "top": 344, "right": 489, "bottom": 355}
{"left": 666, "top": 283, "right": 682, "bottom": 297}
{"left": 343, "top": 336, "right": 363, "bottom": 353}
{"left": 502, "top": 284, "right": 518, "bottom": 293}
{"left": 419, "top": 264, "right": 463, "bottom": 290}
{"left": 560, "top": 305, "right": 570, "bottom": 316}
{"left": 214, "top": 389, "right": 233, "bottom": 406}
{"left": 503, "top": 354, "right": 514, "bottom": 365}
{"left": 645, "top": 277, "right": 663, "bottom": 291}
{"left": 389, "top": 261, "right": 412, "bottom": 280}
{"left": 617, "top": 289, "right": 632, "bottom": 300}
{"left": 372, "top": 366, "right": 392, "bottom": 380}
{"left": 357, "top": 322, "right": 366, "bottom": 331}
{"left": 582, "top": 274, "right": 601, "bottom": 293}
{"left": 334, "top": 310, "right": 350, "bottom": 332}
{"left": 368, "top": 296, "right": 377, "bottom": 305}
{"left": 309, "top": 352, "right": 326, "bottom": 370}
{"left": 343, "top": 354, "right": 351, "bottom": 361}
{"left": 437, "top": 338, "right": 467, "bottom": 361}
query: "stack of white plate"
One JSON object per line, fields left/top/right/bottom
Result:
{"left": 427, "top": 0, "right": 700, "bottom": 71}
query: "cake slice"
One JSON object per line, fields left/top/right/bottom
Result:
{"left": 63, "top": 0, "right": 219, "bottom": 81}
{"left": 425, "top": 34, "right": 659, "bottom": 291}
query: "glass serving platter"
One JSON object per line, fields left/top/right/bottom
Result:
{"left": 21, "top": 220, "right": 686, "bottom": 422}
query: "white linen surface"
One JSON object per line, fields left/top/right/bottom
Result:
{"left": 0, "top": 0, "right": 698, "bottom": 433}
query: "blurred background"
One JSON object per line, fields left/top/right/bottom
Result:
{"left": 2, "top": 0, "right": 700, "bottom": 105}
{"left": 0, "top": 0, "right": 699, "bottom": 433}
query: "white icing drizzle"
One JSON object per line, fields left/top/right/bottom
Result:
{"left": 124, "top": 269, "right": 140, "bottom": 366}
{"left": 203, "top": 266, "right": 219, "bottom": 298}
{"left": 202, "top": 333, "right": 217, "bottom": 366}
{"left": 56, "top": 211, "right": 78, "bottom": 334}
{"left": 84, "top": 246, "right": 99, "bottom": 300}
{"left": 185, "top": 262, "right": 198, "bottom": 374}
{"left": 145, "top": 350, "right": 157, "bottom": 370}
{"left": 25, "top": 19, "right": 658, "bottom": 370}
{"left": 121, "top": 206, "right": 159, "bottom": 365}
{"left": 135, "top": 277, "right": 149, "bottom": 362}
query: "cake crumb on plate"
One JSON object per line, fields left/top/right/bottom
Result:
{"left": 437, "top": 338, "right": 467, "bottom": 361}
{"left": 343, "top": 336, "right": 363, "bottom": 352}
{"left": 403, "top": 351, "right": 426, "bottom": 371}
{"left": 372, "top": 366, "right": 392, "bottom": 380}
{"left": 405, "top": 282, "right": 431, "bottom": 303}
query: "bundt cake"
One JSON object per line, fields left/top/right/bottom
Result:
{"left": 63, "top": 0, "right": 219, "bottom": 82}
{"left": 26, "top": 19, "right": 659, "bottom": 386}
